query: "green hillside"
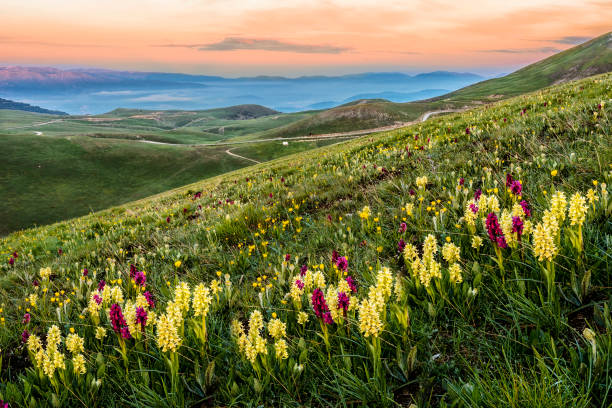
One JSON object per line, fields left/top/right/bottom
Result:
{"left": 247, "top": 100, "right": 432, "bottom": 140}
{"left": 0, "top": 72, "right": 609, "bottom": 407}
{"left": 0, "top": 129, "right": 340, "bottom": 235}
{"left": 101, "top": 104, "right": 279, "bottom": 123}
{"left": 259, "top": 32, "right": 612, "bottom": 139}
{"left": 0, "top": 106, "right": 318, "bottom": 235}
{"left": 438, "top": 32, "right": 612, "bottom": 102}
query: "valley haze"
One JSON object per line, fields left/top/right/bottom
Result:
{"left": 0, "top": 66, "right": 484, "bottom": 114}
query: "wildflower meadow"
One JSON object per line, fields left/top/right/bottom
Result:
{"left": 0, "top": 73, "right": 610, "bottom": 407}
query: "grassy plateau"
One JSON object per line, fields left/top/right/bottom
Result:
{"left": 0, "top": 71, "right": 610, "bottom": 407}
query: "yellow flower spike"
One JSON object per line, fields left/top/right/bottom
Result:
{"left": 551, "top": 169, "right": 558, "bottom": 177}
{"left": 174, "top": 260, "right": 182, "bottom": 268}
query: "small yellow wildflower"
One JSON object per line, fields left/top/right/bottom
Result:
{"left": 72, "top": 353, "right": 86, "bottom": 375}
{"left": 274, "top": 339, "right": 289, "bottom": 360}
{"left": 568, "top": 192, "right": 587, "bottom": 226}
{"left": 95, "top": 327, "right": 107, "bottom": 340}
{"left": 267, "top": 318, "right": 286, "bottom": 340}
{"left": 297, "top": 311, "right": 309, "bottom": 325}
{"left": 156, "top": 313, "right": 182, "bottom": 352}
{"left": 358, "top": 297, "right": 382, "bottom": 338}
{"left": 65, "top": 333, "right": 84, "bottom": 354}
{"left": 442, "top": 242, "right": 461, "bottom": 264}
{"left": 192, "top": 283, "right": 212, "bottom": 317}
{"left": 533, "top": 222, "right": 557, "bottom": 262}
{"left": 449, "top": 263, "right": 463, "bottom": 283}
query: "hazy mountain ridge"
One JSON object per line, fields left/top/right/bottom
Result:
{"left": 0, "top": 67, "right": 484, "bottom": 114}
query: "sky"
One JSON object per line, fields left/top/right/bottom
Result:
{"left": 1, "top": 0, "right": 610, "bottom": 77}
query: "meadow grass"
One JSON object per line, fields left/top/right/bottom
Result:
{"left": 0, "top": 73, "right": 610, "bottom": 407}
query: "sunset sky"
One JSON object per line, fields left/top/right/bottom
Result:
{"left": 1, "top": 0, "right": 610, "bottom": 76}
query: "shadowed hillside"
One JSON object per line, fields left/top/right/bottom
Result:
{"left": 0, "top": 97, "right": 67, "bottom": 115}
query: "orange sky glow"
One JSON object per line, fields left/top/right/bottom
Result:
{"left": 1, "top": 0, "right": 610, "bottom": 76}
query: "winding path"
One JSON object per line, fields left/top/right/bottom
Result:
{"left": 2, "top": 119, "right": 63, "bottom": 131}
{"left": 420, "top": 109, "right": 461, "bottom": 121}
{"left": 225, "top": 148, "right": 261, "bottom": 164}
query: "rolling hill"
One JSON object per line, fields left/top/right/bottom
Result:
{"left": 0, "top": 103, "right": 325, "bottom": 235}
{"left": 103, "top": 104, "right": 279, "bottom": 121}
{"left": 0, "top": 72, "right": 609, "bottom": 407}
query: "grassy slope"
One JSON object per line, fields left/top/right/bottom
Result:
{"left": 0, "top": 110, "right": 57, "bottom": 129}
{"left": 230, "top": 138, "right": 343, "bottom": 162}
{"left": 0, "top": 134, "right": 249, "bottom": 235}
{"left": 437, "top": 32, "right": 612, "bottom": 103}
{"left": 245, "top": 100, "right": 432, "bottom": 140}
{"left": 0, "top": 106, "right": 317, "bottom": 234}
{"left": 0, "top": 73, "right": 609, "bottom": 407}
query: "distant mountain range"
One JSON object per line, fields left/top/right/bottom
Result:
{"left": 0, "top": 67, "right": 484, "bottom": 114}
{"left": 0, "top": 97, "right": 67, "bottom": 115}
{"left": 0, "top": 66, "right": 482, "bottom": 90}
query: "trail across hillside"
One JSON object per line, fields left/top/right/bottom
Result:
{"left": 2, "top": 119, "right": 63, "bottom": 130}
{"left": 421, "top": 109, "right": 461, "bottom": 121}
{"left": 225, "top": 148, "right": 261, "bottom": 164}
